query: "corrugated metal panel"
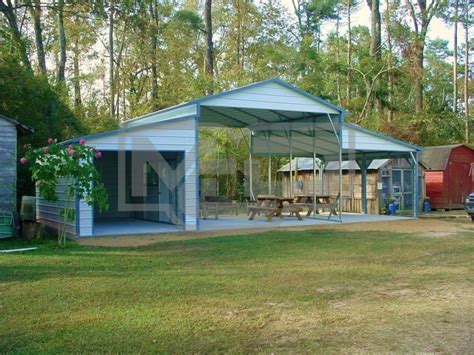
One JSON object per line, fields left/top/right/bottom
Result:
{"left": 36, "top": 178, "right": 78, "bottom": 236}
{"left": 80, "top": 116, "right": 198, "bottom": 235}
{"left": 201, "top": 81, "right": 339, "bottom": 114}
{"left": 247, "top": 121, "right": 419, "bottom": 159}
{"left": 342, "top": 126, "right": 415, "bottom": 152}
{"left": 84, "top": 118, "right": 196, "bottom": 151}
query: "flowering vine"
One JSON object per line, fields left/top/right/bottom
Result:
{"left": 21, "top": 138, "right": 108, "bottom": 247}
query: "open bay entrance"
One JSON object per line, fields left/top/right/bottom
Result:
{"left": 93, "top": 150, "right": 185, "bottom": 235}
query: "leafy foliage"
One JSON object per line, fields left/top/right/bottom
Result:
{"left": 0, "top": 0, "right": 472, "bottom": 202}
{"left": 21, "top": 139, "right": 108, "bottom": 246}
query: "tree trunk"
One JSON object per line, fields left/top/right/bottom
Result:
{"left": 346, "top": 0, "right": 352, "bottom": 103}
{"left": 235, "top": 0, "right": 241, "bottom": 68}
{"left": 406, "top": 0, "right": 442, "bottom": 114}
{"left": 385, "top": 0, "right": 394, "bottom": 121}
{"left": 453, "top": 0, "right": 458, "bottom": 113}
{"left": 368, "top": 0, "right": 383, "bottom": 117}
{"left": 26, "top": 0, "right": 47, "bottom": 74}
{"left": 0, "top": 0, "right": 32, "bottom": 71}
{"left": 150, "top": 2, "right": 158, "bottom": 110}
{"left": 57, "top": 0, "right": 67, "bottom": 82}
{"left": 464, "top": 2, "right": 470, "bottom": 143}
{"left": 205, "top": 0, "right": 214, "bottom": 93}
{"left": 415, "top": 43, "right": 424, "bottom": 113}
{"left": 73, "top": 37, "right": 82, "bottom": 115}
{"left": 109, "top": 0, "right": 115, "bottom": 118}
{"left": 336, "top": 5, "right": 341, "bottom": 103}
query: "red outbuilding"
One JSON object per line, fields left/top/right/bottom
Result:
{"left": 421, "top": 144, "right": 474, "bottom": 210}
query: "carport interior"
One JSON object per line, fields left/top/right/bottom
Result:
{"left": 93, "top": 150, "right": 185, "bottom": 235}
{"left": 198, "top": 105, "right": 420, "bottom": 218}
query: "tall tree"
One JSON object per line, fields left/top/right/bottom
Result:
{"left": 26, "top": 0, "right": 46, "bottom": 75}
{"left": 453, "top": 0, "right": 459, "bottom": 113}
{"left": 463, "top": 0, "right": 470, "bottom": 142}
{"left": 149, "top": 1, "right": 159, "bottom": 109}
{"left": 367, "top": 0, "right": 382, "bottom": 116}
{"left": 108, "top": 0, "right": 115, "bottom": 118}
{"left": 385, "top": 0, "right": 395, "bottom": 121}
{"left": 57, "top": 0, "right": 67, "bottom": 82}
{"left": 0, "top": 0, "right": 32, "bottom": 71}
{"left": 291, "top": 0, "right": 338, "bottom": 51}
{"left": 204, "top": 0, "right": 214, "bottom": 93}
{"left": 405, "top": 0, "right": 445, "bottom": 113}
{"left": 346, "top": 0, "right": 353, "bottom": 102}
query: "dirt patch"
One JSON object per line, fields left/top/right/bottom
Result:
{"left": 76, "top": 219, "right": 473, "bottom": 248}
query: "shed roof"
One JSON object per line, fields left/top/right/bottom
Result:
{"left": 0, "top": 113, "right": 34, "bottom": 135}
{"left": 278, "top": 158, "right": 390, "bottom": 172}
{"left": 420, "top": 144, "right": 466, "bottom": 170}
{"left": 66, "top": 78, "right": 420, "bottom": 161}
{"left": 122, "top": 78, "right": 347, "bottom": 129}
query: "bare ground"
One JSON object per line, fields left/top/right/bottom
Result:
{"left": 77, "top": 219, "right": 474, "bottom": 248}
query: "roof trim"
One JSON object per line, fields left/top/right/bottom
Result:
{"left": 0, "top": 113, "right": 34, "bottom": 135}
{"left": 121, "top": 78, "right": 349, "bottom": 128}
{"left": 343, "top": 122, "right": 422, "bottom": 152}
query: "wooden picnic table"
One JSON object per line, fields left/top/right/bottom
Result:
{"left": 294, "top": 194, "right": 338, "bottom": 216}
{"left": 248, "top": 195, "right": 303, "bottom": 222}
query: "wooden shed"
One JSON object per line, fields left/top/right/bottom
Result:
{"left": 279, "top": 158, "right": 426, "bottom": 214}
{"left": 0, "top": 114, "right": 33, "bottom": 213}
{"left": 421, "top": 144, "right": 474, "bottom": 209}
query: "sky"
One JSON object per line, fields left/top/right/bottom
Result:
{"left": 280, "top": 0, "right": 464, "bottom": 53}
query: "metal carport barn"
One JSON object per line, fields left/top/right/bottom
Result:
{"left": 124, "top": 78, "right": 422, "bottom": 223}
{"left": 37, "top": 78, "right": 422, "bottom": 237}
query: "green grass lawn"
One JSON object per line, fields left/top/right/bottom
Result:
{"left": 1, "top": 229, "right": 473, "bottom": 353}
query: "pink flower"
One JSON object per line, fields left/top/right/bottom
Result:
{"left": 79, "top": 138, "right": 86, "bottom": 145}
{"left": 43, "top": 146, "right": 49, "bottom": 154}
{"left": 95, "top": 151, "right": 102, "bottom": 159}
{"left": 48, "top": 138, "right": 54, "bottom": 144}
{"left": 67, "top": 144, "right": 73, "bottom": 151}
{"left": 20, "top": 157, "right": 28, "bottom": 165}
{"left": 68, "top": 149, "right": 75, "bottom": 156}
{"left": 22, "top": 143, "right": 30, "bottom": 149}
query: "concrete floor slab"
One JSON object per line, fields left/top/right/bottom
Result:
{"left": 93, "top": 219, "right": 182, "bottom": 236}
{"left": 199, "top": 213, "right": 410, "bottom": 231}
{"left": 91, "top": 214, "right": 411, "bottom": 237}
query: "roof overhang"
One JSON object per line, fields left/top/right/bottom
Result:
{"left": 69, "top": 79, "right": 419, "bottom": 161}
{"left": 0, "top": 113, "right": 34, "bottom": 136}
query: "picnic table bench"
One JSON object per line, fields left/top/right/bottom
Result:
{"left": 248, "top": 195, "right": 303, "bottom": 222}
{"left": 293, "top": 194, "right": 340, "bottom": 218}
{"left": 200, "top": 196, "right": 239, "bottom": 220}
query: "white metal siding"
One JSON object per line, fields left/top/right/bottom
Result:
{"left": 201, "top": 82, "right": 339, "bottom": 114}
{"left": 80, "top": 116, "right": 198, "bottom": 235}
{"left": 36, "top": 178, "right": 78, "bottom": 236}
{"left": 86, "top": 119, "right": 196, "bottom": 151}
{"left": 78, "top": 199, "right": 93, "bottom": 236}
